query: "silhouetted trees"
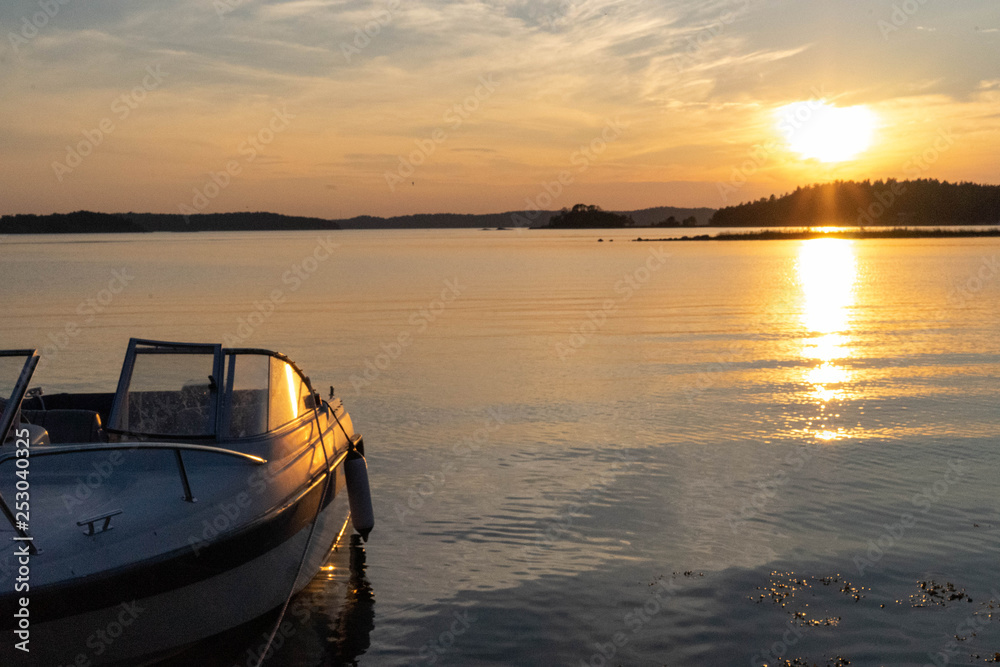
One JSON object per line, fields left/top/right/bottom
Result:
{"left": 547, "top": 204, "right": 635, "bottom": 228}
{"left": 654, "top": 215, "right": 698, "bottom": 227}
{"left": 0, "top": 211, "right": 342, "bottom": 233}
{"left": 710, "top": 179, "right": 1000, "bottom": 227}
{"left": 0, "top": 211, "right": 142, "bottom": 233}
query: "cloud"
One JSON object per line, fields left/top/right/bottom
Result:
{"left": 0, "top": 0, "right": 998, "bottom": 217}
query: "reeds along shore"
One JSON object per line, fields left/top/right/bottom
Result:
{"left": 633, "top": 227, "right": 1000, "bottom": 242}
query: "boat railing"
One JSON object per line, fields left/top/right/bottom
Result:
{"left": 0, "top": 442, "right": 268, "bottom": 554}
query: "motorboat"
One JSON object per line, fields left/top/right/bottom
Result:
{"left": 0, "top": 338, "right": 374, "bottom": 665}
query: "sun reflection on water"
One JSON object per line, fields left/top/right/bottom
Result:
{"left": 798, "top": 238, "right": 856, "bottom": 336}
{"left": 796, "top": 238, "right": 858, "bottom": 439}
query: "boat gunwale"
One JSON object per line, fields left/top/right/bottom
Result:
{"left": 0, "top": 441, "right": 269, "bottom": 466}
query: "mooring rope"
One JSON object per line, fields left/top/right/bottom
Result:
{"left": 253, "top": 396, "right": 336, "bottom": 667}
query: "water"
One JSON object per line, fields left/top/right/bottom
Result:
{"left": 2, "top": 229, "right": 1000, "bottom": 665}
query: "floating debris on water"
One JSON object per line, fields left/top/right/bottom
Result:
{"left": 751, "top": 572, "right": 867, "bottom": 606}
{"left": 750, "top": 572, "right": 869, "bottom": 631}
{"left": 792, "top": 611, "right": 840, "bottom": 627}
{"left": 763, "top": 656, "right": 850, "bottom": 666}
{"left": 904, "top": 580, "right": 973, "bottom": 607}
{"left": 647, "top": 571, "right": 704, "bottom": 586}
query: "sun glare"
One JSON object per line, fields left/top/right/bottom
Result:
{"left": 777, "top": 101, "right": 877, "bottom": 163}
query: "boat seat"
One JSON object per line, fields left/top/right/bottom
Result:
{"left": 20, "top": 409, "right": 105, "bottom": 444}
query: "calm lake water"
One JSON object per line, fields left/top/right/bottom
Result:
{"left": 2, "top": 229, "right": 1000, "bottom": 666}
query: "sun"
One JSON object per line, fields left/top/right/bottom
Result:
{"left": 776, "top": 101, "right": 878, "bottom": 163}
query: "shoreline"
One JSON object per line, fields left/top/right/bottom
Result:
{"left": 632, "top": 227, "right": 1000, "bottom": 242}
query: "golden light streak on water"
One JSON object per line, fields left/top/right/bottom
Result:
{"left": 796, "top": 238, "right": 858, "bottom": 439}
{"left": 798, "top": 238, "right": 857, "bottom": 336}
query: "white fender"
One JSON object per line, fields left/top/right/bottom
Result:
{"left": 345, "top": 447, "right": 374, "bottom": 541}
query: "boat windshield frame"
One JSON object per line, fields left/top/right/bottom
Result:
{"left": 106, "top": 338, "right": 226, "bottom": 440}
{"left": 105, "top": 338, "right": 319, "bottom": 442}
{"left": 0, "top": 349, "right": 40, "bottom": 446}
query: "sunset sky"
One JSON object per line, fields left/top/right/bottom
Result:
{"left": 1, "top": 0, "right": 997, "bottom": 218}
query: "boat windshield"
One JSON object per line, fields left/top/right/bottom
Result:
{"left": 108, "top": 340, "right": 224, "bottom": 439}
{"left": 0, "top": 349, "right": 39, "bottom": 445}
{"left": 224, "top": 352, "right": 312, "bottom": 438}
{"left": 106, "top": 339, "right": 314, "bottom": 441}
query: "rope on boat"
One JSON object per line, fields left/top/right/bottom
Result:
{"left": 253, "top": 397, "right": 336, "bottom": 667}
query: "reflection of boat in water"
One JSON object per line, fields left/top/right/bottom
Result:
{"left": 160, "top": 533, "right": 376, "bottom": 666}
{"left": 0, "top": 338, "right": 374, "bottom": 665}
{"left": 331, "top": 534, "right": 377, "bottom": 662}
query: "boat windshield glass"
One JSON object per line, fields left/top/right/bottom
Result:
{"left": 227, "top": 353, "right": 269, "bottom": 438}
{"left": 0, "top": 350, "right": 39, "bottom": 444}
{"left": 110, "top": 343, "right": 220, "bottom": 438}
{"left": 268, "top": 357, "right": 311, "bottom": 431}
{"left": 0, "top": 356, "right": 26, "bottom": 410}
{"left": 224, "top": 353, "right": 312, "bottom": 437}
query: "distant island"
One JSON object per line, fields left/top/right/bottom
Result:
{"left": 1, "top": 179, "right": 995, "bottom": 233}
{"left": 0, "top": 205, "right": 716, "bottom": 234}
{"left": 539, "top": 203, "right": 714, "bottom": 229}
{"left": 546, "top": 204, "right": 634, "bottom": 228}
{"left": 0, "top": 211, "right": 342, "bottom": 234}
{"left": 634, "top": 228, "right": 1000, "bottom": 242}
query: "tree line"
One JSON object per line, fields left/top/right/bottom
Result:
{"left": 710, "top": 179, "right": 1000, "bottom": 227}
{"left": 547, "top": 204, "right": 635, "bottom": 228}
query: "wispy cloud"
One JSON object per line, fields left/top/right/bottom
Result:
{"left": 1, "top": 0, "right": 997, "bottom": 216}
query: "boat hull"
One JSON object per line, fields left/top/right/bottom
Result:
{"left": 0, "top": 471, "right": 350, "bottom": 665}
